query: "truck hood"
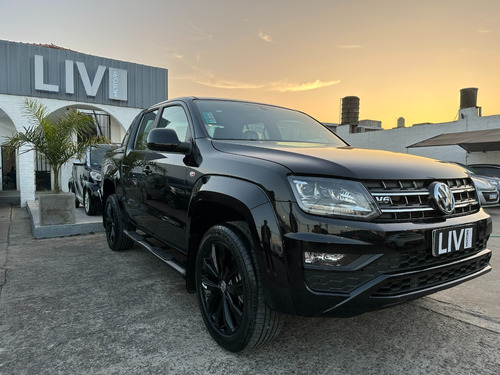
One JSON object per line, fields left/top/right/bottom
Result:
{"left": 212, "top": 141, "right": 469, "bottom": 180}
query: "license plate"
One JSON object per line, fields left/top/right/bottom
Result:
{"left": 432, "top": 225, "right": 475, "bottom": 256}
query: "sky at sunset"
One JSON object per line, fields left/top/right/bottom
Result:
{"left": 1, "top": 0, "right": 500, "bottom": 128}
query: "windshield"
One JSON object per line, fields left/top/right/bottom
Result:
{"left": 468, "top": 165, "right": 500, "bottom": 178}
{"left": 89, "top": 145, "right": 114, "bottom": 168}
{"left": 194, "top": 99, "right": 346, "bottom": 146}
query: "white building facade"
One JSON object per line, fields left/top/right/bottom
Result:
{"left": 0, "top": 40, "right": 168, "bottom": 206}
{"left": 336, "top": 94, "right": 500, "bottom": 166}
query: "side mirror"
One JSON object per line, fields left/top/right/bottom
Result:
{"left": 73, "top": 158, "right": 86, "bottom": 166}
{"left": 147, "top": 128, "right": 191, "bottom": 153}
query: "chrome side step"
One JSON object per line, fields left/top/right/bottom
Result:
{"left": 124, "top": 230, "right": 186, "bottom": 278}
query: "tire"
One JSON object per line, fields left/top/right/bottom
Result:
{"left": 84, "top": 189, "right": 98, "bottom": 215}
{"left": 195, "top": 224, "right": 284, "bottom": 352}
{"left": 104, "top": 194, "right": 134, "bottom": 251}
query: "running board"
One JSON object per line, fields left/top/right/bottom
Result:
{"left": 124, "top": 230, "right": 186, "bottom": 278}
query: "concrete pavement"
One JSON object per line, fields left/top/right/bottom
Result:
{"left": 0, "top": 204, "right": 499, "bottom": 374}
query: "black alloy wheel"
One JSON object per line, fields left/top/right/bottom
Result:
{"left": 104, "top": 194, "right": 134, "bottom": 251}
{"left": 195, "top": 224, "right": 283, "bottom": 352}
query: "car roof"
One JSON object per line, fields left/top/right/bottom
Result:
{"left": 146, "top": 96, "right": 295, "bottom": 112}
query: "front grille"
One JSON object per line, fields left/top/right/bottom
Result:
{"left": 364, "top": 178, "right": 479, "bottom": 222}
{"left": 373, "top": 251, "right": 491, "bottom": 296}
{"left": 395, "top": 236, "right": 488, "bottom": 270}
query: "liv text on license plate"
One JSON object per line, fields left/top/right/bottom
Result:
{"left": 432, "top": 226, "right": 474, "bottom": 256}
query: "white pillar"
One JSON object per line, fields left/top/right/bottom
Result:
{"left": 18, "top": 145, "right": 36, "bottom": 207}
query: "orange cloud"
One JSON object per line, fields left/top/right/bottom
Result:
{"left": 269, "top": 79, "right": 341, "bottom": 92}
{"left": 194, "top": 78, "right": 265, "bottom": 90}
{"left": 258, "top": 30, "right": 274, "bottom": 43}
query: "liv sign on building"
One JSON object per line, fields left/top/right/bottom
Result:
{"left": 34, "top": 55, "right": 128, "bottom": 101}
{"left": 0, "top": 40, "right": 167, "bottom": 109}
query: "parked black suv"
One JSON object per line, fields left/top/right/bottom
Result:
{"left": 101, "top": 97, "right": 492, "bottom": 352}
{"left": 69, "top": 144, "right": 116, "bottom": 215}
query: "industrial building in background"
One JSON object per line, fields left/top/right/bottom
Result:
{"left": 330, "top": 87, "right": 500, "bottom": 166}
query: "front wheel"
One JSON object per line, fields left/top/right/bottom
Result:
{"left": 84, "top": 189, "right": 98, "bottom": 215}
{"left": 195, "top": 224, "right": 283, "bottom": 352}
{"left": 104, "top": 194, "right": 134, "bottom": 251}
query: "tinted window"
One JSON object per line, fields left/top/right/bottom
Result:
{"left": 158, "top": 106, "right": 190, "bottom": 141}
{"left": 194, "top": 99, "right": 346, "bottom": 145}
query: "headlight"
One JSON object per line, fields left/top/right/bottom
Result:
{"left": 487, "top": 178, "right": 500, "bottom": 187}
{"left": 90, "top": 171, "right": 102, "bottom": 182}
{"left": 288, "top": 176, "right": 380, "bottom": 220}
{"left": 472, "top": 177, "right": 494, "bottom": 190}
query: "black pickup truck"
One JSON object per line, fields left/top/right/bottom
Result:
{"left": 101, "top": 97, "right": 492, "bottom": 352}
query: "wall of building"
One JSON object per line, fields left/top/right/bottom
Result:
{"left": 0, "top": 94, "right": 142, "bottom": 203}
{"left": 336, "top": 108, "right": 500, "bottom": 165}
{"left": 0, "top": 40, "right": 167, "bottom": 109}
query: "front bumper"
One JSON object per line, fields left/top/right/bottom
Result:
{"left": 478, "top": 189, "right": 499, "bottom": 207}
{"left": 313, "top": 249, "right": 491, "bottom": 317}
{"left": 86, "top": 183, "right": 104, "bottom": 206}
{"left": 271, "top": 203, "right": 492, "bottom": 317}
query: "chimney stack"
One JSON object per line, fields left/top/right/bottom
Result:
{"left": 341, "top": 96, "right": 360, "bottom": 133}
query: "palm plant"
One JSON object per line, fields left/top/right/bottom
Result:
{"left": 3, "top": 98, "right": 107, "bottom": 193}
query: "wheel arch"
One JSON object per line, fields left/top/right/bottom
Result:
{"left": 185, "top": 176, "right": 293, "bottom": 313}
{"left": 102, "top": 178, "right": 116, "bottom": 204}
{"left": 83, "top": 180, "right": 100, "bottom": 192}
{"left": 101, "top": 178, "right": 116, "bottom": 227}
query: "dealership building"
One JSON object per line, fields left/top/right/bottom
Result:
{"left": 0, "top": 40, "right": 167, "bottom": 206}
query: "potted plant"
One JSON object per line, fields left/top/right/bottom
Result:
{"left": 3, "top": 98, "right": 106, "bottom": 225}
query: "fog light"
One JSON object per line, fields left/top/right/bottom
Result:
{"left": 304, "top": 252, "right": 358, "bottom": 267}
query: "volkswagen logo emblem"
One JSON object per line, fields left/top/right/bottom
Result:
{"left": 429, "top": 182, "right": 455, "bottom": 215}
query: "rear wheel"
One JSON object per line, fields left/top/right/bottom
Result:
{"left": 195, "top": 224, "right": 283, "bottom": 352}
{"left": 104, "top": 194, "right": 134, "bottom": 251}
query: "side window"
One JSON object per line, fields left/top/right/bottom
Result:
{"left": 134, "top": 110, "right": 158, "bottom": 150}
{"left": 158, "top": 106, "right": 190, "bottom": 142}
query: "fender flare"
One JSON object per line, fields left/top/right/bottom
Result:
{"left": 186, "top": 175, "right": 294, "bottom": 313}
{"left": 83, "top": 181, "right": 100, "bottom": 193}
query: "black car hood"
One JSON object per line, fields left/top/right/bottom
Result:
{"left": 212, "top": 141, "right": 468, "bottom": 180}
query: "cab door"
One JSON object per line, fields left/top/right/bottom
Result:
{"left": 142, "top": 105, "right": 191, "bottom": 250}
{"left": 121, "top": 109, "right": 159, "bottom": 225}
